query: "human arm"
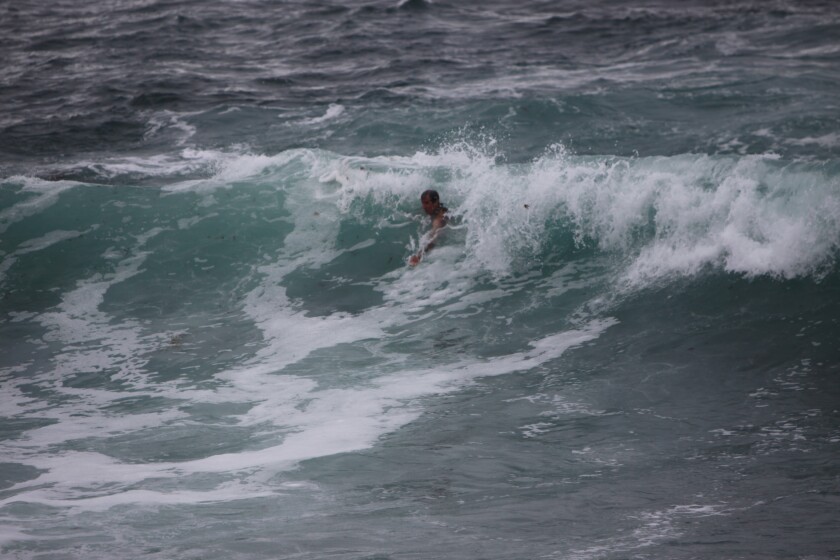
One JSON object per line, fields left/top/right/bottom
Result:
{"left": 409, "top": 214, "right": 446, "bottom": 266}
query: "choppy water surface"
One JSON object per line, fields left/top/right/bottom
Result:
{"left": 2, "top": 1, "right": 839, "bottom": 559}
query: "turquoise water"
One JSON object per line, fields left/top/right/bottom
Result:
{"left": 2, "top": 2, "right": 840, "bottom": 559}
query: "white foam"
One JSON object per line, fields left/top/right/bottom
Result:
{"left": 13, "top": 486, "right": 275, "bottom": 513}
{"left": 1, "top": 146, "right": 633, "bottom": 517}
{"left": 0, "top": 525, "right": 33, "bottom": 546}
{"left": 0, "top": 179, "right": 78, "bottom": 234}
{"left": 302, "top": 103, "right": 345, "bottom": 125}
{"left": 790, "top": 132, "right": 840, "bottom": 148}
{"left": 1, "top": 228, "right": 100, "bottom": 284}
{"left": 306, "top": 146, "right": 840, "bottom": 284}
{"left": 177, "top": 317, "right": 615, "bottom": 475}
{"left": 70, "top": 147, "right": 302, "bottom": 194}
{"left": 234, "top": 171, "right": 393, "bottom": 376}
{"left": 0, "top": 227, "right": 173, "bottom": 452}
{"left": 38, "top": 229, "right": 162, "bottom": 352}
{"left": 1, "top": 316, "right": 614, "bottom": 513}
{"left": 20, "top": 229, "right": 89, "bottom": 254}
{"left": 8, "top": 143, "right": 833, "bottom": 523}
{"left": 77, "top": 153, "right": 203, "bottom": 179}
{"left": 143, "top": 110, "right": 199, "bottom": 146}
{"left": 515, "top": 151, "right": 840, "bottom": 284}
{"left": 567, "top": 502, "right": 729, "bottom": 560}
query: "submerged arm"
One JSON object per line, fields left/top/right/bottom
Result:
{"left": 409, "top": 214, "right": 446, "bottom": 266}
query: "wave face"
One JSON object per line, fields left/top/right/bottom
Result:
{"left": 2, "top": 1, "right": 840, "bottom": 559}
{"left": 2, "top": 146, "right": 840, "bottom": 558}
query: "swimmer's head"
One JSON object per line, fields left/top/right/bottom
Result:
{"left": 421, "top": 189, "right": 441, "bottom": 215}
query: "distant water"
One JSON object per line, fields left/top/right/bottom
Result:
{"left": 2, "top": 1, "right": 840, "bottom": 559}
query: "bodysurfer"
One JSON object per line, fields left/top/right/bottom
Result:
{"left": 409, "top": 189, "right": 447, "bottom": 266}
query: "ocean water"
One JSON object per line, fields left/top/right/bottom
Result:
{"left": 2, "top": 1, "right": 840, "bottom": 558}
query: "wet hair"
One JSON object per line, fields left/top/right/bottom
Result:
{"left": 420, "top": 189, "right": 447, "bottom": 215}
{"left": 420, "top": 189, "right": 439, "bottom": 203}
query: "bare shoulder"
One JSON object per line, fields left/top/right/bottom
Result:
{"left": 432, "top": 211, "right": 448, "bottom": 229}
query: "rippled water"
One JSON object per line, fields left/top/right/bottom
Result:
{"left": 2, "top": 1, "right": 839, "bottom": 559}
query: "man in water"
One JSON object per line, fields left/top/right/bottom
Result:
{"left": 409, "top": 189, "right": 447, "bottom": 266}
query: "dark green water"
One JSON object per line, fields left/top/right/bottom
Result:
{"left": 2, "top": 1, "right": 840, "bottom": 558}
